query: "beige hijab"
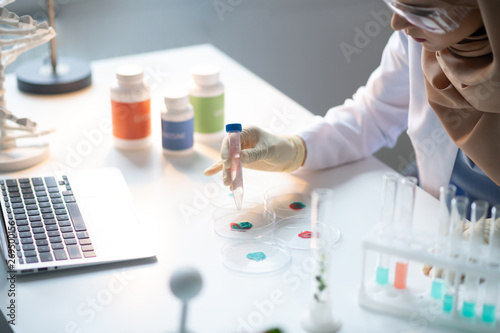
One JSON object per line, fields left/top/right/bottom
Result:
{"left": 421, "top": 0, "right": 500, "bottom": 186}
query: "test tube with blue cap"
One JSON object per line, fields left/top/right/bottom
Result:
{"left": 442, "top": 196, "right": 469, "bottom": 313}
{"left": 482, "top": 204, "right": 500, "bottom": 324}
{"left": 226, "top": 123, "right": 244, "bottom": 209}
{"left": 462, "top": 200, "right": 489, "bottom": 319}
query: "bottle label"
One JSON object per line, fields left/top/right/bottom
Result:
{"left": 161, "top": 118, "right": 194, "bottom": 151}
{"left": 189, "top": 94, "right": 224, "bottom": 134}
{"left": 111, "top": 99, "right": 151, "bottom": 139}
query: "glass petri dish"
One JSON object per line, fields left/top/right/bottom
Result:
{"left": 264, "top": 183, "right": 312, "bottom": 219}
{"left": 220, "top": 237, "right": 291, "bottom": 274}
{"left": 212, "top": 202, "right": 273, "bottom": 239}
{"left": 273, "top": 215, "right": 342, "bottom": 250}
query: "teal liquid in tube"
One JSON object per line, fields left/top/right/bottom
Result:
{"left": 443, "top": 293, "right": 454, "bottom": 313}
{"left": 431, "top": 279, "right": 444, "bottom": 299}
{"left": 482, "top": 304, "right": 496, "bottom": 323}
{"left": 376, "top": 266, "right": 389, "bottom": 285}
{"left": 462, "top": 301, "right": 476, "bottom": 318}
{"left": 226, "top": 123, "right": 243, "bottom": 209}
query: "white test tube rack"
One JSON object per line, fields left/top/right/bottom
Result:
{"left": 358, "top": 226, "right": 500, "bottom": 333}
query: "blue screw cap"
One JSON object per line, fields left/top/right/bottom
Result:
{"left": 226, "top": 123, "right": 242, "bottom": 132}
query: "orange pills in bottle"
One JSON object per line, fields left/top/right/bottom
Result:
{"left": 110, "top": 65, "right": 151, "bottom": 150}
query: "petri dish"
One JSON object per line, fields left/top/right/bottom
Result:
{"left": 220, "top": 237, "right": 291, "bottom": 274}
{"left": 273, "top": 215, "right": 342, "bottom": 250}
{"left": 212, "top": 202, "right": 273, "bottom": 239}
{"left": 264, "top": 183, "right": 312, "bottom": 219}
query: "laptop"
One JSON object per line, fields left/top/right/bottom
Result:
{"left": 0, "top": 167, "right": 156, "bottom": 274}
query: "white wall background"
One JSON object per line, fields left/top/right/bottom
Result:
{"left": 5, "top": 0, "right": 414, "bottom": 172}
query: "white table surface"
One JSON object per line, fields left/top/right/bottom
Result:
{"left": 0, "top": 44, "right": 454, "bottom": 333}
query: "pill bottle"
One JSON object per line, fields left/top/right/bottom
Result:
{"left": 188, "top": 64, "right": 225, "bottom": 142}
{"left": 110, "top": 65, "right": 151, "bottom": 150}
{"left": 161, "top": 88, "right": 194, "bottom": 156}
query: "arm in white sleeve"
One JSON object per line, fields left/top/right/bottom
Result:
{"left": 299, "top": 31, "right": 411, "bottom": 170}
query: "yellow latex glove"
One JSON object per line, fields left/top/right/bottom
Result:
{"left": 203, "top": 125, "right": 306, "bottom": 186}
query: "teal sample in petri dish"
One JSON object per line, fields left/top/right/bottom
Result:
{"left": 462, "top": 301, "right": 476, "bottom": 318}
{"left": 443, "top": 294, "right": 454, "bottom": 313}
{"left": 482, "top": 304, "right": 496, "bottom": 323}
{"left": 376, "top": 266, "right": 389, "bottom": 285}
{"left": 431, "top": 279, "right": 444, "bottom": 299}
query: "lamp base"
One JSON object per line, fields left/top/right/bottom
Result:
{"left": 0, "top": 143, "right": 50, "bottom": 172}
{"left": 16, "top": 56, "right": 92, "bottom": 94}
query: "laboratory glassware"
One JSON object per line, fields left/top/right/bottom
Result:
{"left": 375, "top": 172, "right": 398, "bottom": 285}
{"left": 482, "top": 204, "right": 500, "bottom": 323}
{"left": 431, "top": 184, "right": 457, "bottom": 299}
{"left": 226, "top": 123, "right": 244, "bottom": 210}
{"left": 301, "top": 188, "right": 342, "bottom": 333}
{"left": 442, "top": 196, "right": 469, "bottom": 313}
{"left": 462, "top": 200, "right": 489, "bottom": 318}
{"left": 393, "top": 176, "right": 417, "bottom": 290}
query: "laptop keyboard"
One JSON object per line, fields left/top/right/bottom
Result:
{"left": 1, "top": 175, "right": 96, "bottom": 265}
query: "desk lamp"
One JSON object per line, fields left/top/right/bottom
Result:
{"left": 15, "top": 0, "right": 91, "bottom": 94}
{"left": 0, "top": 0, "right": 55, "bottom": 171}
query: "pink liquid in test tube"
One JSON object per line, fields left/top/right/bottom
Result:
{"left": 226, "top": 123, "right": 244, "bottom": 209}
{"left": 394, "top": 261, "right": 408, "bottom": 289}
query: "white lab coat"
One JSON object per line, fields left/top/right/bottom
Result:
{"left": 299, "top": 31, "right": 459, "bottom": 199}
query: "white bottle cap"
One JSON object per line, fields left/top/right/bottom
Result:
{"left": 191, "top": 64, "right": 220, "bottom": 86}
{"left": 116, "top": 65, "right": 144, "bottom": 83}
{"left": 164, "top": 88, "right": 189, "bottom": 110}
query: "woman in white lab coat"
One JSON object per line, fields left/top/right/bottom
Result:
{"left": 205, "top": 0, "right": 500, "bottom": 207}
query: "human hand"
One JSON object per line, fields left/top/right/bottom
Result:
{"left": 203, "top": 125, "right": 306, "bottom": 186}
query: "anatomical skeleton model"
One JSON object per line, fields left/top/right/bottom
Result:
{"left": 0, "top": 0, "right": 55, "bottom": 171}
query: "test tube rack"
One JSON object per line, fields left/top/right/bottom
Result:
{"left": 358, "top": 226, "right": 500, "bottom": 333}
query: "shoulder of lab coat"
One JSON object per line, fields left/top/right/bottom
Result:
{"left": 298, "top": 30, "right": 458, "bottom": 198}
{"left": 299, "top": 31, "right": 410, "bottom": 170}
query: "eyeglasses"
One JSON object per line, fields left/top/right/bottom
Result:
{"left": 383, "top": 0, "right": 471, "bottom": 34}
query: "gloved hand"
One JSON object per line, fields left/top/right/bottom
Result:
{"left": 203, "top": 125, "right": 307, "bottom": 186}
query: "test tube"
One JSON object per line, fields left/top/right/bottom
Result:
{"left": 482, "top": 204, "right": 500, "bottom": 324}
{"left": 393, "top": 176, "right": 417, "bottom": 290}
{"left": 431, "top": 184, "right": 457, "bottom": 299}
{"left": 301, "top": 188, "right": 342, "bottom": 332}
{"left": 226, "top": 123, "right": 244, "bottom": 210}
{"left": 462, "top": 200, "right": 488, "bottom": 318}
{"left": 442, "top": 196, "right": 469, "bottom": 313}
{"left": 375, "top": 172, "right": 398, "bottom": 285}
